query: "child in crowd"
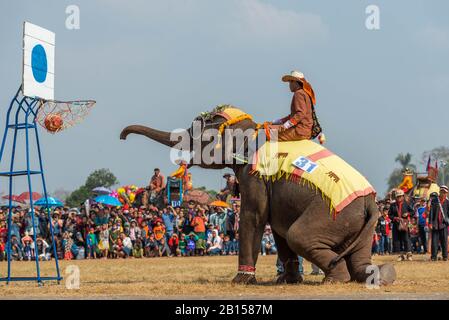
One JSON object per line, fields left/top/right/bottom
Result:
{"left": 185, "top": 233, "right": 196, "bottom": 256}
{"left": 409, "top": 217, "right": 420, "bottom": 253}
{"left": 111, "top": 238, "right": 123, "bottom": 259}
{"left": 120, "top": 233, "right": 133, "bottom": 258}
{"left": 153, "top": 221, "right": 165, "bottom": 244}
{"left": 195, "top": 237, "right": 206, "bottom": 256}
{"left": 36, "top": 237, "right": 50, "bottom": 261}
{"left": 178, "top": 233, "right": 187, "bottom": 256}
{"left": 372, "top": 231, "right": 380, "bottom": 255}
{"left": 168, "top": 234, "right": 180, "bottom": 257}
{"left": 0, "top": 238, "right": 4, "bottom": 261}
{"left": 158, "top": 237, "right": 169, "bottom": 257}
{"left": 132, "top": 239, "right": 144, "bottom": 258}
{"left": 86, "top": 228, "right": 98, "bottom": 259}
{"left": 144, "top": 233, "right": 159, "bottom": 257}
{"left": 232, "top": 232, "right": 239, "bottom": 254}
{"left": 63, "top": 232, "right": 74, "bottom": 260}
{"left": 98, "top": 224, "right": 109, "bottom": 259}
{"left": 222, "top": 234, "right": 233, "bottom": 255}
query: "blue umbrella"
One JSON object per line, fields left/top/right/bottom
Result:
{"left": 94, "top": 195, "right": 122, "bottom": 207}
{"left": 34, "top": 196, "right": 63, "bottom": 207}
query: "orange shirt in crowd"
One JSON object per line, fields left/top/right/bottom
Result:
{"left": 153, "top": 225, "right": 165, "bottom": 241}
{"left": 191, "top": 216, "right": 206, "bottom": 233}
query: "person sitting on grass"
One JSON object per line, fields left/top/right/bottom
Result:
{"left": 206, "top": 230, "right": 222, "bottom": 256}
{"left": 36, "top": 237, "right": 50, "bottom": 261}
{"left": 261, "top": 226, "right": 277, "bottom": 256}
{"left": 10, "top": 235, "right": 23, "bottom": 261}
{"left": 132, "top": 239, "right": 144, "bottom": 258}
{"left": 158, "top": 237, "right": 170, "bottom": 257}
{"left": 195, "top": 236, "right": 206, "bottom": 256}
{"left": 111, "top": 238, "right": 123, "bottom": 259}
{"left": 168, "top": 233, "right": 180, "bottom": 257}
{"left": 222, "top": 234, "right": 233, "bottom": 255}
{"left": 231, "top": 232, "right": 239, "bottom": 255}
{"left": 185, "top": 233, "right": 197, "bottom": 256}
{"left": 120, "top": 232, "right": 133, "bottom": 258}
{"left": 144, "top": 233, "right": 159, "bottom": 257}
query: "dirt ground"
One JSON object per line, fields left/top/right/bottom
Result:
{"left": 1, "top": 254, "right": 449, "bottom": 299}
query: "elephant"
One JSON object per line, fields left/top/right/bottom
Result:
{"left": 120, "top": 107, "right": 396, "bottom": 286}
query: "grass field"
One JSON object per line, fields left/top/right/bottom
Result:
{"left": 1, "top": 254, "right": 449, "bottom": 299}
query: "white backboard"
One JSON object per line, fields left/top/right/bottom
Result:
{"left": 22, "top": 21, "right": 55, "bottom": 100}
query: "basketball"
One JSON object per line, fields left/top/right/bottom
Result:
{"left": 44, "top": 113, "right": 63, "bottom": 132}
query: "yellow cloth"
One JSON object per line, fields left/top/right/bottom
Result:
{"left": 251, "top": 140, "right": 376, "bottom": 214}
{"left": 170, "top": 165, "right": 186, "bottom": 179}
{"left": 413, "top": 182, "right": 440, "bottom": 200}
{"left": 217, "top": 107, "right": 247, "bottom": 120}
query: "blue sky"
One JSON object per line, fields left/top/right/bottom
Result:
{"left": 0, "top": 0, "right": 448, "bottom": 196}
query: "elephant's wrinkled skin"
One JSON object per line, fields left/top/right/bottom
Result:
{"left": 120, "top": 114, "right": 396, "bottom": 285}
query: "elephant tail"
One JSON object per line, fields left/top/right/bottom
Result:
{"left": 328, "top": 195, "right": 378, "bottom": 269}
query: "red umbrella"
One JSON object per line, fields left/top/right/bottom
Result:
{"left": 17, "top": 192, "right": 42, "bottom": 203}
{"left": 1, "top": 194, "right": 25, "bottom": 203}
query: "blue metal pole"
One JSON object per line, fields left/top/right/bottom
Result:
{"left": 5, "top": 95, "right": 25, "bottom": 283}
{"left": 0, "top": 90, "right": 22, "bottom": 284}
{"left": 33, "top": 109, "right": 62, "bottom": 282}
{"left": 0, "top": 87, "right": 21, "bottom": 164}
{"left": 25, "top": 99, "right": 42, "bottom": 285}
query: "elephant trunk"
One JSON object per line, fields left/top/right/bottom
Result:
{"left": 120, "top": 125, "right": 179, "bottom": 148}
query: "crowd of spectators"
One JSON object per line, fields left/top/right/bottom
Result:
{"left": 0, "top": 199, "right": 247, "bottom": 261}
{"left": 373, "top": 186, "right": 449, "bottom": 262}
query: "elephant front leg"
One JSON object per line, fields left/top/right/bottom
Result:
{"left": 232, "top": 208, "right": 268, "bottom": 285}
{"left": 272, "top": 230, "right": 303, "bottom": 284}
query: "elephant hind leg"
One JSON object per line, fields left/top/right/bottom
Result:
{"left": 345, "top": 241, "right": 397, "bottom": 285}
{"left": 272, "top": 230, "right": 303, "bottom": 284}
{"left": 286, "top": 213, "right": 351, "bottom": 283}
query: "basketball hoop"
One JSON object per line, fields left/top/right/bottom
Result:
{"left": 36, "top": 99, "right": 96, "bottom": 133}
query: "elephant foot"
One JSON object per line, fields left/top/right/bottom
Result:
{"left": 276, "top": 272, "right": 304, "bottom": 284}
{"left": 378, "top": 263, "right": 396, "bottom": 285}
{"left": 232, "top": 265, "right": 257, "bottom": 284}
{"left": 232, "top": 273, "right": 257, "bottom": 285}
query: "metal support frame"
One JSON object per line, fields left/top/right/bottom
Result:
{"left": 0, "top": 86, "right": 62, "bottom": 285}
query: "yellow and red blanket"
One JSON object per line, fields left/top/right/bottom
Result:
{"left": 250, "top": 140, "right": 376, "bottom": 216}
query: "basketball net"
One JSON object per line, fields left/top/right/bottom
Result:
{"left": 36, "top": 99, "right": 96, "bottom": 133}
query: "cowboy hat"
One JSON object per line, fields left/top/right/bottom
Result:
{"left": 395, "top": 189, "right": 405, "bottom": 197}
{"left": 440, "top": 185, "right": 449, "bottom": 193}
{"left": 281, "top": 70, "right": 317, "bottom": 105}
{"left": 282, "top": 70, "right": 305, "bottom": 83}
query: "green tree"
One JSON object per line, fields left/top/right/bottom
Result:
{"left": 387, "top": 153, "right": 416, "bottom": 191}
{"left": 65, "top": 186, "right": 90, "bottom": 207}
{"left": 65, "top": 169, "right": 119, "bottom": 207}
{"left": 85, "top": 168, "right": 119, "bottom": 190}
